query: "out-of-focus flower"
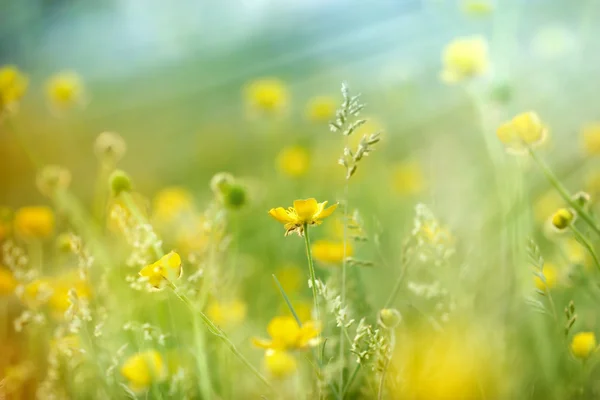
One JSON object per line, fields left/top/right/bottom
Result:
{"left": 311, "top": 240, "right": 353, "bottom": 265}
{"left": 244, "top": 78, "right": 288, "bottom": 114}
{"left": 570, "top": 332, "right": 597, "bottom": 359}
{"left": 550, "top": 208, "right": 574, "bottom": 231}
{"left": 440, "top": 36, "right": 489, "bottom": 83}
{"left": 276, "top": 146, "right": 310, "bottom": 178}
{"left": 274, "top": 264, "right": 303, "bottom": 293}
{"left": 36, "top": 165, "right": 71, "bottom": 197}
{"left": 496, "top": 111, "right": 548, "bottom": 154}
{"left": 0, "top": 266, "right": 17, "bottom": 295}
{"left": 378, "top": 308, "right": 402, "bottom": 329}
{"left": 563, "top": 238, "right": 590, "bottom": 268}
{"left": 153, "top": 187, "right": 194, "bottom": 223}
{"left": 19, "top": 278, "right": 53, "bottom": 309}
{"left": 534, "top": 263, "right": 558, "bottom": 291}
{"left": 534, "top": 191, "right": 562, "bottom": 224}
{"left": 47, "top": 273, "right": 92, "bottom": 314}
{"left": 252, "top": 316, "right": 320, "bottom": 351}
{"left": 0, "top": 65, "right": 28, "bottom": 113}
{"left": 46, "top": 71, "right": 84, "bottom": 110}
{"left": 174, "top": 215, "right": 209, "bottom": 255}
{"left": 581, "top": 123, "right": 600, "bottom": 155}
{"left": 13, "top": 206, "right": 55, "bottom": 240}
{"left": 462, "top": 0, "right": 493, "bottom": 16}
{"left": 263, "top": 349, "right": 297, "bottom": 379}
{"left": 207, "top": 298, "right": 247, "bottom": 327}
{"left": 305, "top": 96, "right": 336, "bottom": 122}
{"left": 121, "top": 350, "right": 167, "bottom": 392}
{"left": 94, "top": 131, "right": 127, "bottom": 164}
{"left": 392, "top": 161, "right": 426, "bottom": 196}
{"left": 269, "top": 198, "right": 338, "bottom": 237}
{"left": 139, "top": 251, "right": 182, "bottom": 290}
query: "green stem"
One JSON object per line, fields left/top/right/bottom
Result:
{"left": 383, "top": 257, "right": 411, "bottom": 309}
{"left": 302, "top": 224, "right": 321, "bottom": 353}
{"left": 192, "top": 316, "right": 215, "bottom": 399}
{"left": 341, "top": 363, "right": 361, "bottom": 398}
{"left": 528, "top": 148, "right": 600, "bottom": 238}
{"left": 570, "top": 224, "right": 600, "bottom": 273}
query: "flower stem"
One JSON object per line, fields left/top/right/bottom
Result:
{"left": 303, "top": 223, "right": 321, "bottom": 329}
{"left": 341, "top": 363, "right": 361, "bottom": 398}
{"left": 570, "top": 224, "right": 600, "bottom": 273}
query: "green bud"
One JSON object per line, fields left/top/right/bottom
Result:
{"left": 109, "top": 169, "right": 132, "bottom": 196}
{"left": 223, "top": 183, "right": 247, "bottom": 209}
{"left": 378, "top": 308, "right": 402, "bottom": 329}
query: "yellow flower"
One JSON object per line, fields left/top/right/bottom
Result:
{"left": 153, "top": 187, "right": 194, "bottom": 223}
{"left": 47, "top": 274, "right": 92, "bottom": 314}
{"left": 139, "top": 251, "right": 182, "bottom": 290}
{"left": 305, "top": 96, "right": 336, "bottom": 122}
{"left": 392, "top": 161, "right": 426, "bottom": 196}
{"left": 534, "top": 263, "right": 558, "bottom": 291}
{"left": 0, "top": 65, "right": 28, "bottom": 112}
{"left": 13, "top": 206, "right": 55, "bottom": 240}
{"left": 207, "top": 298, "right": 247, "bottom": 327}
{"left": 496, "top": 111, "right": 548, "bottom": 154}
{"left": 571, "top": 332, "right": 597, "bottom": 359}
{"left": 46, "top": 71, "right": 84, "bottom": 110}
{"left": 263, "top": 349, "right": 297, "bottom": 379}
{"left": 551, "top": 208, "right": 574, "bottom": 231}
{"left": 582, "top": 123, "right": 600, "bottom": 155}
{"left": 311, "top": 240, "right": 353, "bottom": 265}
{"left": 121, "top": 350, "right": 167, "bottom": 392}
{"left": 440, "top": 36, "right": 489, "bottom": 83}
{"left": 244, "top": 78, "right": 288, "bottom": 114}
{"left": 462, "top": 0, "right": 493, "bottom": 16}
{"left": 20, "top": 278, "right": 53, "bottom": 308}
{"left": 276, "top": 146, "right": 310, "bottom": 178}
{"left": 268, "top": 198, "right": 338, "bottom": 237}
{"left": 0, "top": 266, "right": 17, "bottom": 295}
{"left": 252, "top": 316, "right": 320, "bottom": 351}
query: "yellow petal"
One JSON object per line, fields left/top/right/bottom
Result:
{"left": 269, "top": 207, "right": 296, "bottom": 224}
{"left": 293, "top": 199, "right": 319, "bottom": 221}
{"left": 298, "top": 321, "right": 321, "bottom": 348}
{"left": 162, "top": 251, "right": 182, "bottom": 280}
{"left": 315, "top": 202, "right": 338, "bottom": 220}
{"left": 139, "top": 263, "right": 165, "bottom": 289}
{"left": 251, "top": 337, "right": 274, "bottom": 349}
{"left": 264, "top": 349, "right": 297, "bottom": 379}
{"left": 267, "top": 316, "right": 301, "bottom": 348}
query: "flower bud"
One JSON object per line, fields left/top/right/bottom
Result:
{"left": 109, "top": 170, "right": 132, "bottom": 196}
{"left": 378, "top": 308, "right": 402, "bottom": 329}
{"left": 36, "top": 165, "right": 71, "bottom": 197}
{"left": 551, "top": 208, "right": 574, "bottom": 230}
{"left": 572, "top": 191, "right": 591, "bottom": 209}
{"left": 210, "top": 172, "right": 235, "bottom": 195}
{"left": 94, "top": 131, "right": 127, "bottom": 164}
{"left": 223, "top": 183, "right": 247, "bottom": 210}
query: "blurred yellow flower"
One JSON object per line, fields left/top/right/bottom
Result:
{"left": 581, "top": 123, "right": 600, "bottom": 155}
{"left": 263, "top": 349, "right": 297, "bottom": 379}
{"left": 497, "top": 111, "right": 548, "bottom": 154}
{"left": 46, "top": 71, "right": 84, "bottom": 110}
{"left": 13, "top": 206, "right": 55, "bottom": 240}
{"left": 0, "top": 266, "right": 17, "bottom": 295}
{"left": 252, "top": 316, "right": 320, "bottom": 351}
{"left": 392, "top": 161, "right": 426, "bottom": 196}
{"left": 20, "top": 278, "right": 53, "bottom": 309}
{"left": 571, "top": 332, "right": 597, "bottom": 359}
{"left": 440, "top": 36, "right": 489, "bottom": 83}
{"left": 462, "top": 0, "right": 493, "bottom": 16}
{"left": 48, "top": 274, "right": 92, "bottom": 314}
{"left": 52, "top": 334, "right": 81, "bottom": 354}
{"left": 274, "top": 265, "right": 303, "bottom": 293}
{"left": 244, "top": 78, "right": 288, "bottom": 114}
{"left": 563, "top": 238, "right": 590, "bottom": 267}
{"left": 174, "top": 215, "right": 210, "bottom": 255}
{"left": 269, "top": 198, "right": 338, "bottom": 237}
{"left": 276, "top": 146, "right": 310, "bottom": 178}
{"left": 121, "top": 350, "right": 167, "bottom": 392}
{"left": 305, "top": 96, "right": 336, "bottom": 122}
{"left": 311, "top": 240, "right": 353, "bottom": 265}
{"left": 533, "top": 191, "right": 562, "bottom": 224}
{"left": 534, "top": 263, "right": 558, "bottom": 291}
{"left": 0, "top": 65, "right": 28, "bottom": 113}
{"left": 139, "top": 251, "right": 182, "bottom": 290}
{"left": 153, "top": 186, "right": 194, "bottom": 222}
{"left": 207, "top": 298, "right": 247, "bottom": 327}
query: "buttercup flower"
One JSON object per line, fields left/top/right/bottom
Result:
{"left": 121, "top": 350, "right": 167, "bottom": 392}
{"left": 276, "top": 146, "right": 310, "bottom": 178}
{"left": 244, "top": 78, "right": 288, "bottom": 114}
{"left": 440, "top": 36, "right": 489, "bottom": 83}
{"left": 305, "top": 96, "right": 336, "bottom": 122}
{"left": 0, "top": 65, "right": 28, "bottom": 113}
{"left": 496, "top": 111, "right": 548, "bottom": 154}
{"left": 581, "top": 123, "right": 600, "bottom": 155}
{"left": 46, "top": 71, "right": 84, "bottom": 110}
{"left": 153, "top": 187, "right": 194, "bottom": 223}
{"left": 263, "top": 349, "right": 297, "bottom": 379}
{"left": 207, "top": 298, "right": 248, "bottom": 327}
{"left": 252, "top": 316, "right": 321, "bottom": 351}
{"left": 571, "top": 332, "right": 597, "bottom": 359}
{"left": 268, "top": 198, "right": 338, "bottom": 236}
{"left": 13, "top": 206, "right": 55, "bottom": 240}
{"left": 139, "top": 251, "right": 182, "bottom": 290}
{"left": 311, "top": 240, "right": 353, "bottom": 265}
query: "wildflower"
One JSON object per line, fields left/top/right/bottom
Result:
{"left": 0, "top": 266, "right": 17, "bottom": 295}
{"left": 207, "top": 298, "right": 247, "bottom": 327}
{"left": 392, "top": 161, "right": 426, "bottom": 196}
{"left": 252, "top": 316, "right": 320, "bottom": 351}
{"left": 551, "top": 208, "right": 574, "bottom": 231}
{"left": 268, "top": 198, "right": 338, "bottom": 236}
{"left": 263, "top": 349, "right": 297, "bottom": 379}
{"left": 244, "top": 78, "right": 288, "bottom": 114}
{"left": 378, "top": 308, "right": 402, "bottom": 329}
{"left": 462, "top": 0, "right": 493, "bottom": 16}
{"left": 311, "top": 240, "right": 353, "bottom": 265}
{"left": 45, "top": 71, "right": 84, "bottom": 110}
{"left": 571, "top": 332, "right": 597, "bottom": 359}
{"left": 153, "top": 187, "right": 194, "bottom": 223}
{"left": 496, "top": 111, "right": 548, "bottom": 154}
{"left": 36, "top": 165, "right": 71, "bottom": 197}
{"left": 47, "top": 274, "right": 92, "bottom": 314}
{"left": 139, "top": 251, "right": 182, "bottom": 290}
{"left": 13, "top": 206, "right": 55, "bottom": 240}
{"left": 94, "top": 131, "right": 127, "bottom": 164}
{"left": 581, "top": 123, "right": 600, "bottom": 155}
{"left": 276, "top": 146, "right": 310, "bottom": 178}
{"left": 440, "top": 36, "right": 489, "bottom": 83}
{"left": 19, "top": 279, "right": 53, "bottom": 308}
{"left": 534, "top": 263, "right": 558, "bottom": 291}
{"left": 0, "top": 65, "right": 28, "bottom": 113}
{"left": 305, "top": 96, "right": 336, "bottom": 122}
{"left": 120, "top": 350, "right": 167, "bottom": 392}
